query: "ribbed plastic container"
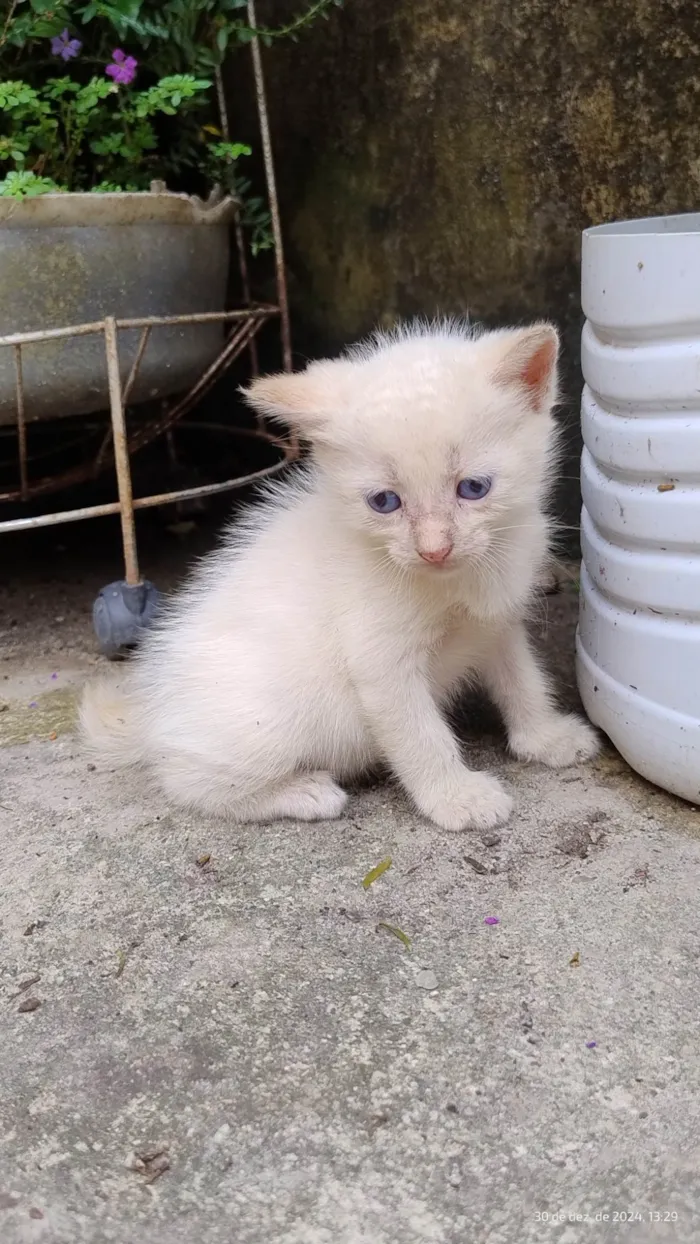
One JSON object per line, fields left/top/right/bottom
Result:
{"left": 576, "top": 212, "right": 700, "bottom": 805}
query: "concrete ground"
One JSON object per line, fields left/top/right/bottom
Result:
{"left": 2, "top": 516, "right": 700, "bottom": 1244}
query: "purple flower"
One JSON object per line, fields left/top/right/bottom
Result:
{"left": 484, "top": 916, "right": 500, "bottom": 926}
{"left": 106, "top": 49, "right": 138, "bottom": 86}
{"left": 50, "top": 28, "right": 82, "bottom": 61}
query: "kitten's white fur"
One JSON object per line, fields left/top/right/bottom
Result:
{"left": 81, "top": 320, "right": 598, "bottom": 830}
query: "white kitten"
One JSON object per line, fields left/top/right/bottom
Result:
{"left": 81, "top": 320, "right": 598, "bottom": 831}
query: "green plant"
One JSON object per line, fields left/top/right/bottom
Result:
{"left": 0, "top": 0, "right": 342, "bottom": 249}
{"left": 0, "top": 168, "right": 61, "bottom": 196}
{"left": 0, "top": 71, "right": 240, "bottom": 193}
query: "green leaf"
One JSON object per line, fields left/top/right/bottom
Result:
{"left": 0, "top": 170, "right": 64, "bottom": 198}
{"left": 209, "top": 141, "right": 251, "bottom": 161}
{"left": 362, "top": 857, "right": 392, "bottom": 889}
{"left": 45, "top": 78, "right": 81, "bottom": 100}
{"left": 376, "top": 922, "right": 412, "bottom": 950}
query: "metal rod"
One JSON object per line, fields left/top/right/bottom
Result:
{"left": 0, "top": 314, "right": 282, "bottom": 504}
{"left": 249, "top": 0, "right": 292, "bottom": 374}
{"left": 0, "top": 457, "right": 290, "bottom": 534}
{"left": 215, "top": 64, "right": 260, "bottom": 379}
{"left": 117, "top": 307, "right": 277, "bottom": 329}
{"left": 104, "top": 316, "right": 140, "bottom": 586}
{"left": 13, "top": 344, "right": 28, "bottom": 500}
{"left": 93, "top": 325, "right": 152, "bottom": 473}
{"left": 93, "top": 424, "right": 113, "bottom": 478}
{"left": 0, "top": 307, "right": 279, "bottom": 350}
{"left": 127, "top": 319, "right": 260, "bottom": 454}
{"left": 235, "top": 212, "right": 260, "bottom": 379}
{"left": 122, "top": 325, "right": 151, "bottom": 406}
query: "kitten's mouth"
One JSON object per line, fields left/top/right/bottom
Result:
{"left": 414, "top": 557, "right": 459, "bottom": 574}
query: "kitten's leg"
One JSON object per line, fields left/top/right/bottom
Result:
{"left": 243, "top": 772, "right": 348, "bottom": 822}
{"left": 482, "top": 622, "right": 599, "bottom": 767}
{"left": 158, "top": 757, "right": 347, "bottom": 822}
{"left": 352, "top": 665, "right": 512, "bottom": 832}
{"left": 430, "top": 630, "right": 478, "bottom": 703}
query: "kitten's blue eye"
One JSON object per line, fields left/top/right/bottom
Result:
{"left": 367, "top": 490, "right": 402, "bottom": 514}
{"left": 457, "top": 477, "right": 492, "bottom": 501}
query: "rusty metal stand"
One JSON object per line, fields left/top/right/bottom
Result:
{"left": 0, "top": 27, "right": 298, "bottom": 657}
{"left": 90, "top": 316, "right": 160, "bottom": 657}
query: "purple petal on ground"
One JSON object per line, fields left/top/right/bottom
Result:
{"left": 483, "top": 916, "right": 500, "bottom": 926}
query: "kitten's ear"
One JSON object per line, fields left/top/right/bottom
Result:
{"left": 490, "top": 323, "right": 559, "bottom": 414}
{"left": 241, "top": 360, "right": 347, "bottom": 436}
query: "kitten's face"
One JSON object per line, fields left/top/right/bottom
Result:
{"left": 245, "top": 322, "right": 559, "bottom": 578}
{"left": 327, "top": 395, "right": 552, "bottom": 574}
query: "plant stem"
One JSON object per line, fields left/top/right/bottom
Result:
{"left": 0, "top": 0, "right": 18, "bottom": 51}
{"left": 231, "top": 0, "right": 340, "bottom": 43}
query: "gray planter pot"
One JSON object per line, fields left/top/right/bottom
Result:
{"left": 0, "top": 189, "right": 237, "bottom": 425}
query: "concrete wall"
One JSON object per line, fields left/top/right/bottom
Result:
{"left": 264, "top": 0, "right": 700, "bottom": 532}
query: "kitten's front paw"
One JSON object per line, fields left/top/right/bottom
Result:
{"left": 420, "top": 772, "right": 513, "bottom": 832}
{"left": 509, "top": 713, "right": 600, "bottom": 769}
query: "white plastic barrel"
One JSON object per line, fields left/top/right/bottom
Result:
{"left": 576, "top": 212, "right": 700, "bottom": 805}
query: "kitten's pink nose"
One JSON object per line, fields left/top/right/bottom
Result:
{"left": 419, "top": 544, "right": 453, "bottom": 565}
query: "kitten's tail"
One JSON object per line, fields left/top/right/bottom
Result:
{"left": 80, "top": 677, "right": 142, "bottom": 767}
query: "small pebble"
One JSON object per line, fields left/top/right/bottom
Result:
{"left": 18, "top": 997, "right": 41, "bottom": 1013}
{"left": 415, "top": 969, "right": 438, "bottom": 991}
{"left": 212, "top": 1124, "right": 231, "bottom": 1144}
{"left": 481, "top": 832, "right": 501, "bottom": 848}
{"left": 29, "top": 1208, "right": 44, "bottom": 1220}
{"left": 464, "top": 855, "right": 488, "bottom": 875}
